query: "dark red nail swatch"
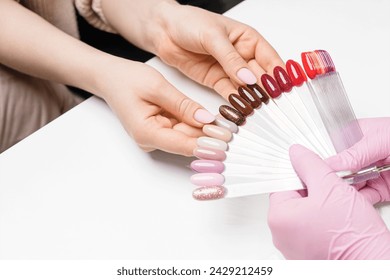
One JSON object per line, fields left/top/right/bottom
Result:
{"left": 247, "top": 84, "right": 269, "bottom": 104}
{"left": 273, "top": 66, "right": 293, "bottom": 93}
{"left": 261, "top": 74, "right": 281, "bottom": 98}
{"left": 238, "top": 86, "right": 261, "bottom": 109}
{"left": 286, "top": 60, "right": 307, "bottom": 87}
{"left": 228, "top": 94, "right": 253, "bottom": 116}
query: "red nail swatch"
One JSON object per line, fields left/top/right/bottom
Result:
{"left": 273, "top": 66, "right": 293, "bottom": 93}
{"left": 261, "top": 74, "right": 281, "bottom": 98}
{"left": 286, "top": 60, "right": 307, "bottom": 87}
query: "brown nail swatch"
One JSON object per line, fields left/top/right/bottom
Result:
{"left": 247, "top": 84, "right": 270, "bottom": 104}
{"left": 228, "top": 94, "right": 253, "bottom": 116}
{"left": 238, "top": 86, "right": 261, "bottom": 109}
{"left": 219, "top": 105, "right": 245, "bottom": 126}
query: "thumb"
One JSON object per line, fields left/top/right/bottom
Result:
{"left": 156, "top": 83, "right": 215, "bottom": 127}
{"left": 325, "top": 134, "right": 390, "bottom": 172}
{"left": 204, "top": 33, "right": 257, "bottom": 85}
{"left": 290, "top": 144, "right": 342, "bottom": 194}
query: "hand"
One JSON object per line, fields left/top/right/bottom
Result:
{"left": 154, "top": 3, "right": 284, "bottom": 99}
{"left": 268, "top": 144, "right": 390, "bottom": 259}
{"left": 326, "top": 118, "right": 390, "bottom": 204}
{"left": 98, "top": 58, "right": 214, "bottom": 156}
{"left": 101, "top": 0, "right": 284, "bottom": 100}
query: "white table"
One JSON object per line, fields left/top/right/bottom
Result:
{"left": 1, "top": 0, "right": 390, "bottom": 259}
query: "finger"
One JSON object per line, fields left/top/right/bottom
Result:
{"left": 213, "top": 77, "right": 237, "bottom": 100}
{"left": 247, "top": 59, "right": 266, "bottom": 78}
{"left": 155, "top": 83, "right": 215, "bottom": 127}
{"left": 254, "top": 37, "right": 285, "bottom": 74}
{"left": 148, "top": 127, "right": 198, "bottom": 157}
{"left": 325, "top": 132, "right": 390, "bottom": 172}
{"left": 359, "top": 186, "right": 382, "bottom": 205}
{"left": 269, "top": 190, "right": 303, "bottom": 207}
{"left": 203, "top": 32, "right": 258, "bottom": 86}
{"left": 290, "top": 144, "right": 343, "bottom": 194}
{"left": 173, "top": 122, "right": 205, "bottom": 138}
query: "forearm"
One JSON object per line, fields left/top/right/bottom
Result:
{"left": 0, "top": 0, "right": 113, "bottom": 97}
{"left": 101, "top": 0, "right": 178, "bottom": 54}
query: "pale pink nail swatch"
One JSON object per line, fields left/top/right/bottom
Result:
{"left": 237, "top": 68, "right": 257, "bottom": 85}
{"left": 193, "top": 147, "right": 226, "bottom": 161}
{"left": 191, "top": 160, "right": 225, "bottom": 173}
{"left": 214, "top": 115, "right": 238, "bottom": 133}
{"left": 190, "top": 173, "right": 225, "bottom": 186}
{"left": 203, "top": 125, "right": 232, "bottom": 142}
{"left": 197, "top": 136, "right": 228, "bottom": 151}
{"left": 194, "top": 109, "right": 215, "bottom": 124}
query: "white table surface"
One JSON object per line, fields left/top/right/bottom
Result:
{"left": 1, "top": 0, "right": 390, "bottom": 259}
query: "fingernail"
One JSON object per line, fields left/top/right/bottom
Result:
{"left": 191, "top": 160, "right": 225, "bottom": 173}
{"left": 194, "top": 109, "right": 215, "bottom": 124}
{"left": 190, "top": 173, "right": 225, "bottom": 186}
{"left": 247, "top": 84, "right": 270, "bottom": 104}
{"left": 274, "top": 66, "right": 293, "bottom": 93}
{"left": 261, "top": 74, "right": 281, "bottom": 98}
{"left": 286, "top": 60, "right": 307, "bottom": 87}
{"left": 192, "top": 186, "right": 226, "bottom": 200}
{"left": 214, "top": 115, "right": 238, "bottom": 133}
{"left": 197, "top": 136, "right": 228, "bottom": 151}
{"left": 219, "top": 105, "right": 245, "bottom": 126}
{"left": 237, "top": 68, "right": 257, "bottom": 85}
{"left": 193, "top": 147, "right": 226, "bottom": 161}
{"left": 203, "top": 125, "right": 232, "bottom": 142}
{"left": 316, "top": 50, "right": 335, "bottom": 73}
{"left": 238, "top": 86, "right": 261, "bottom": 109}
{"left": 228, "top": 94, "right": 254, "bottom": 116}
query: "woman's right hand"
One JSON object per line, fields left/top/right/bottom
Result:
{"left": 97, "top": 58, "right": 214, "bottom": 156}
{"left": 326, "top": 118, "right": 390, "bottom": 204}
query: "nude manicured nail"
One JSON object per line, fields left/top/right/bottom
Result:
{"left": 193, "top": 147, "right": 226, "bottom": 161}
{"left": 214, "top": 115, "right": 238, "bottom": 133}
{"left": 237, "top": 68, "right": 257, "bottom": 85}
{"left": 194, "top": 109, "right": 215, "bottom": 124}
{"left": 191, "top": 160, "right": 225, "bottom": 173}
{"left": 192, "top": 186, "right": 226, "bottom": 200}
{"left": 197, "top": 136, "right": 228, "bottom": 151}
{"left": 203, "top": 125, "right": 232, "bottom": 142}
{"left": 190, "top": 173, "right": 225, "bottom": 186}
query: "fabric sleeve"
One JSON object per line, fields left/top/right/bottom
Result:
{"left": 74, "top": 0, "right": 116, "bottom": 33}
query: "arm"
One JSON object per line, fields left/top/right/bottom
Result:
{"left": 0, "top": 0, "right": 213, "bottom": 156}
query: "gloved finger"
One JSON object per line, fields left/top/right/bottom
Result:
{"left": 359, "top": 186, "right": 382, "bottom": 205}
{"left": 325, "top": 128, "right": 390, "bottom": 172}
{"left": 290, "top": 144, "right": 343, "bottom": 194}
{"left": 152, "top": 82, "right": 215, "bottom": 128}
{"left": 269, "top": 190, "right": 303, "bottom": 207}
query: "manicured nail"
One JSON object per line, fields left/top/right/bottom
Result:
{"left": 237, "top": 68, "right": 257, "bottom": 85}
{"left": 247, "top": 84, "right": 270, "bottom": 104}
{"left": 191, "top": 160, "right": 225, "bottom": 173}
{"left": 192, "top": 186, "right": 226, "bottom": 200}
{"left": 286, "top": 60, "right": 307, "bottom": 86}
{"left": 193, "top": 147, "right": 226, "bottom": 161}
{"left": 214, "top": 115, "right": 238, "bottom": 133}
{"left": 274, "top": 66, "right": 293, "bottom": 93}
{"left": 203, "top": 125, "right": 232, "bottom": 142}
{"left": 190, "top": 173, "right": 225, "bottom": 186}
{"left": 238, "top": 86, "right": 261, "bottom": 109}
{"left": 261, "top": 74, "right": 281, "bottom": 98}
{"left": 228, "top": 94, "right": 254, "bottom": 116}
{"left": 316, "top": 50, "right": 335, "bottom": 73}
{"left": 197, "top": 136, "right": 228, "bottom": 151}
{"left": 219, "top": 105, "right": 245, "bottom": 126}
{"left": 194, "top": 109, "right": 215, "bottom": 124}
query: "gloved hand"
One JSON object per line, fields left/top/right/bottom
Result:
{"left": 268, "top": 144, "right": 390, "bottom": 259}
{"left": 326, "top": 118, "right": 390, "bottom": 204}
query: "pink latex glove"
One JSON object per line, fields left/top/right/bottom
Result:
{"left": 268, "top": 144, "right": 390, "bottom": 259}
{"left": 326, "top": 118, "right": 390, "bottom": 204}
